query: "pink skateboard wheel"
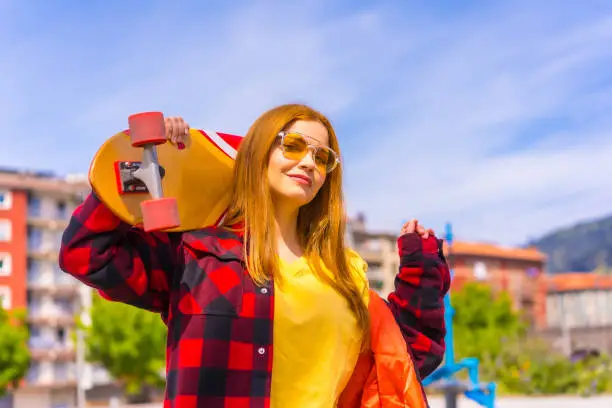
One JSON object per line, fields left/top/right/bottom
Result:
{"left": 128, "top": 112, "right": 167, "bottom": 147}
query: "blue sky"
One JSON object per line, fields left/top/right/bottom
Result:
{"left": 2, "top": 0, "right": 612, "bottom": 245}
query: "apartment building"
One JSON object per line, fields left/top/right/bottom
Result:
{"left": 543, "top": 273, "right": 612, "bottom": 355}
{"left": 346, "top": 213, "right": 399, "bottom": 296}
{"left": 444, "top": 240, "right": 548, "bottom": 328}
{"left": 346, "top": 213, "right": 548, "bottom": 328}
{"left": 0, "top": 168, "right": 90, "bottom": 408}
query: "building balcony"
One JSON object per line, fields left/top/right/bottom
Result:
{"left": 367, "top": 268, "right": 386, "bottom": 282}
{"left": 53, "top": 285, "right": 79, "bottom": 298}
{"left": 357, "top": 248, "right": 385, "bottom": 264}
{"left": 27, "top": 271, "right": 55, "bottom": 293}
{"left": 27, "top": 204, "right": 71, "bottom": 229}
{"left": 29, "top": 339, "right": 76, "bottom": 361}
{"left": 28, "top": 336, "right": 57, "bottom": 349}
{"left": 54, "top": 272, "right": 77, "bottom": 287}
{"left": 28, "top": 309, "right": 76, "bottom": 327}
{"left": 27, "top": 227, "right": 62, "bottom": 259}
{"left": 29, "top": 347, "right": 76, "bottom": 361}
{"left": 26, "top": 363, "right": 78, "bottom": 389}
{"left": 27, "top": 246, "right": 59, "bottom": 261}
{"left": 24, "top": 378, "right": 78, "bottom": 390}
{"left": 28, "top": 272, "right": 79, "bottom": 296}
{"left": 27, "top": 216, "right": 69, "bottom": 230}
{"left": 54, "top": 363, "right": 77, "bottom": 384}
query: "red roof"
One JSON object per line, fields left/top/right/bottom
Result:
{"left": 444, "top": 241, "right": 546, "bottom": 262}
{"left": 546, "top": 272, "right": 612, "bottom": 292}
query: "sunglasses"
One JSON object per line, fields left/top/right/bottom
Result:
{"left": 276, "top": 131, "right": 340, "bottom": 174}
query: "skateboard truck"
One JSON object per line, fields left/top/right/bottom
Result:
{"left": 133, "top": 147, "right": 163, "bottom": 198}
{"left": 127, "top": 112, "right": 180, "bottom": 232}
{"left": 116, "top": 161, "right": 165, "bottom": 194}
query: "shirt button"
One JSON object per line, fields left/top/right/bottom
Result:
{"left": 258, "top": 347, "right": 266, "bottom": 355}
{"left": 260, "top": 288, "right": 268, "bottom": 294}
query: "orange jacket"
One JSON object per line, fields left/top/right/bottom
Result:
{"left": 338, "top": 290, "right": 429, "bottom": 408}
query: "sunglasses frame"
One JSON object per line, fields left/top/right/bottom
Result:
{"left": 277, "top": 131, "right": 340, "bottom": 174}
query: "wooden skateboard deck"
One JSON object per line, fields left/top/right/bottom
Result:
{"left": 89, "top": 128, "right": 243, "bottom": 232}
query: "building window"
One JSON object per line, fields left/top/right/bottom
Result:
{"left": 367, "top": 266, "right": 384, "bottom": 279}
{"left": 0, "top": 253, "right": 11, "bottom": 276}
{"left": 473, "top": 261, "right": 488, "bottom": 280}
{"left": 366, "top": 239, "right": 382, "bottom": 251}
{"left": 0, "top": 220, "right": 11, "bottom": 242}
{"left": 56, "top": 201, "right": 67, "bottom": 219}
{"left": 26, "top": 362, "right": 40, "bottom": 384}
{"left": 57, "top": 328, "right": 66, "bottom": 343}
{"left": 0, "top": 286, "right": 11, "bottom": 309}
{"left": 28, "top": 196, "right": 41, "bottom": 218}
{"left": 27, "top": 226, "right": 42, "bottom": 250}
{"left": 0, "top": 190, "right": 12, "bottom": 210}
{"left": 370, "top": 279, "right": 384, "bottom": 290}
{"left": 526, "top": 267, "right": 540, "bottom": 278}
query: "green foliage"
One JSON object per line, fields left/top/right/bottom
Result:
{"left": 81, "top": 295, "right": 167, "bottom": 401}
{"left": 0, "top": 307, "right": 30, "bottom": 397}
{"left": 492, "top": 337, "right": 579, "bottom": 395}
{"left": 574, "top": 353, "right": 612, "bottom": 395}
{"left": 489, "top": 337, "right": 612, "bottom": 395}
{"left": 451, "top": 282, "right": 612, "bottom": 395}
{"left": 451, "top": 282, "right": 526, "bottom": 379}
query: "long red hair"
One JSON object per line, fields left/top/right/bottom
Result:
{"left": 222, "top": 103, "right": 369, "bottom": 344}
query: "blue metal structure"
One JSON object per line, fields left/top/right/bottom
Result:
{"left": 421, "top": 223, "right": 497, "bottom": 408}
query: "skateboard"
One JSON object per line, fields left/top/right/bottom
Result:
{"left": 88, "top": 112, "right": 244, "bottom": 232}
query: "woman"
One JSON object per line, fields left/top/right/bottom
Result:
{"left": 59, "top": 104, "right": 450, "bottom": 407}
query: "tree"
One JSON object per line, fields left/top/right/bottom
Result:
{"left": 81, "top": 294, "right": 167, "bottom": 402}
{"left": 0, "top": 307, "right": 30, "bottom": 397}
{"left": 450, "top": 282, "right": 612, "bottom": 395}
{"left": 451, "top": 282, "right": 531, "bottom": 386}
{"left": 452, "top": 282, "right": 526, "bottom": 368}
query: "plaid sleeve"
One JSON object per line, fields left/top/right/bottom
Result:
{"left": 58, "top": 192, "right": 182, "bottom": 313}
{"left": 387, "top": 233, "right": 451, "bottom": 379}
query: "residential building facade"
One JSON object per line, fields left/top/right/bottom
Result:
{"left": 346, "top": 213, "right": 399, "bottom": 296}
{"left": 443, "top": 240, "right": 548, "bottom": 328}
{"left": 0, "top": 168, "right": 90, "bottom": 408}
{"left": 542, "top": 273, "right": 612, "bottom": 355}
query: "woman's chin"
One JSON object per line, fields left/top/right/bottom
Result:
{"left": 276, "top": 189, "right": 316, "bottom": 208}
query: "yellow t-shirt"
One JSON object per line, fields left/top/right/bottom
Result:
{"left": 270, "top": 250, "right": 369, "bottom": 408}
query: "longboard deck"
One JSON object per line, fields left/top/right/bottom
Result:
{"left": 89, "top": 128, "right": 243, "bottom": 232}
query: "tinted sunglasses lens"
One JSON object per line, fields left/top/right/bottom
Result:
{"left": 314, "top": 147, "right": 336, "bottom": 173}
{"left": 281, "top": 133, "right": 338, "bottom": 173}
{"left": 281, "top": 133, "right": 308, "bottom": 160}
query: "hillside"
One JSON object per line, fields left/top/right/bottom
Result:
{"left": 528, "top": 214, "right": 612, "bottom": 273}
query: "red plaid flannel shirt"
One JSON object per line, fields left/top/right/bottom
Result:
{"left": 59, "top": 193, "right": 450, "bottom": 407}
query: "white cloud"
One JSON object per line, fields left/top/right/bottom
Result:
{"left": 1, "top": 1, "right": 611, "bottom": 245}
{"left": 341, "top": 3, "right": 612, "bottom": 244}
